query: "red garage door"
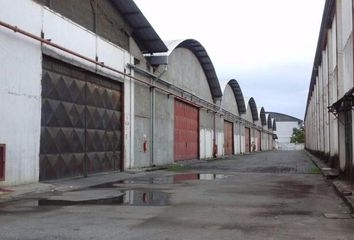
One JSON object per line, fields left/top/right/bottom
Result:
{"left": 174, "top": 100, "right": 199, "bottom": 161}
{"left": 224, "top": 121, "right": 233, "bottom": 155}
{"left": 256, "top": 130, "right": 261, "bottom": 151}
{"left": 245, "top": 127, "right": 251, "bottom": 153}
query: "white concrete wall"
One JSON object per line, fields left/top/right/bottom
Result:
{"left": 222, "top": 84, "right": 239, "bottom": 115}
{"left": 200, "top": 128, "right": 213, "bottom": 159}
{"left": 305, "top": 0, "right": 354, "bottom": 175}
{"left": 274, "top": 121, "right": 301, "bottom": 144}
{"left": 0, "top": 1, "right": 131, "bottom": 185}
{"left": 244, "top": 101, "right": 254, "bottom": 123}
{"left": 233, "top": 122, "right": 242, "bottom": 154}
{"left": 328, "top": 16, "right": 339, "bottom": 158}
{"left": 279, "top": 143, "right": 304, "bottom": 151}
{"left": 164, "top": 48, "right": 213, "bottom": 102}
{"left": 0, "top": 0, "right": 42, "bottom": 185}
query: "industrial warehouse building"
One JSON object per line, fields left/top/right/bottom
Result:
{"left": 305, "top": 0, "right": 354, "bottom": 182}
{"left": 0, "top": 0, "right": 274, "bottom": 186}
{"left": 268, "top": 112, "right": 303, "bottom": 150}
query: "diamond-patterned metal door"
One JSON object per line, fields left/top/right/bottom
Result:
{"left": 174, "top": 100, "right": 199, "bottom": 161}
{"left": 224, "top": 121, "right": 233, "bottom": 155}
{"left": 40, "top": 56, "right": 122, "bottom": 180}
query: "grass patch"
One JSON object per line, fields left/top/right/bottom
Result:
{"left": 166, "top": 163, "right": 188, "bottom": 172}
{"left": 308, "top": 166, "right": 321, "bottom": 174}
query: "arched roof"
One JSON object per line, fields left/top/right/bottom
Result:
{"left": 164, "top": 39, "right": 222, "bottom": 100}
{"left": 273, "top": 120, "right": 277, "bottom": 131}
{"left": 259, "top": 107, "right": 266, "bottom": 126}
{"left": 227, "top": 79, "right": 246, "bottom": 114}
{"left": 267, "top": 115, "right": 273, "bottom": 129}
{"left": 265, "top": 112, "right": 303, "bottom": 124}
{"left": 111, "top": 0, "right": 168, "bottom": 53}
{"left": 247, "top": 97, "right": 259, "bottom": 121}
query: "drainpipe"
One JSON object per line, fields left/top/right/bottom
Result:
{"left": 213, "top": 112, "right": 217, "bottom": 158}
{"left": 151, "top": 66, "right": 168, "bottom": 166}
{"left": 239, "top": 122, "right": 242, "bottom": 153}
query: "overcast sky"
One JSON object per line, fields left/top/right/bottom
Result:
{"left": 134, "top": 0, "right": 325, "bottom": 119}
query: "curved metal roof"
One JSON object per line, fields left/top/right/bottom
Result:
{"left": 266, "top": 112, "right": 303, "bottom": 124}
{"left": 259, "top": 107, "right": 267, "bottom": 126}
{"left": 227, "top": 79, "right": 246, "bottom": 114}
{"left": 247, "top": 97, "right": 259, "bottom": 121}
{"left": 267, "top": 114, "right": 273, "bottom": 129}
{"left": 111, "top": 0, "right": 168, "bottom": 53}
{"left": 164, "top": 39, "right": 223, "bottom": 100}
{"left": 273, "top": 120, "right": 277, "bottom": 131}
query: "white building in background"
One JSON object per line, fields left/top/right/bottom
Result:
{"left": 266, "top": 112, "right": 303, "bottom": 150}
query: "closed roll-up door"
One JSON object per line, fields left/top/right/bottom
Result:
{"left": 174, "top": 100, "right": 199, "bottom": 161}
{"left": 224, "top": 121, "right": 233, "bottom": 155}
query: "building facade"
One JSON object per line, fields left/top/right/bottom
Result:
{"left": 267, "top": 112, "right": 303, "bottom": 150}
{"left": 0, "top": 0, "right": 274, "bottom": 186}
{"left": 305, "top": 0, "right": 354, "bottom": 182}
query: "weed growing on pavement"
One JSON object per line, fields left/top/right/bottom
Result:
{"left": 166, "top": 163, "right": 188, "bottom": 172}
{"left": 309, "top": 166, "right": 321, "bottom": 174}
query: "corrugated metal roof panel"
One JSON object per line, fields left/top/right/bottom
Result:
{"left": 111, "top": 0, "right": 168, "bottom": 53}
{"left": 228, "top": 79, "right": 246, "bottom": 114}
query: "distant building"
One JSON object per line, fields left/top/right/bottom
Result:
{"left": 266, "top": 112, "right": 303, "bottom": 150}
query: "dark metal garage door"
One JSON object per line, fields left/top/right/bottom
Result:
{"left": 224, "top": 121, "right": 233, "bottom": 155}
{"left": 40, "top": 56, "right": 123, "bottom": 180}
{"left": 256, "top": 130, "right": 261, "bottom": 151}
{"left": 245, "top": 127, "right": 250, "bottom": 153}
{"left": 174, "top": 100, "right": 199, "bottom": 161}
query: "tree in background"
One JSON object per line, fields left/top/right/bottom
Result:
{"left": 290, "top": 127, "right": 305, "bottom": 143}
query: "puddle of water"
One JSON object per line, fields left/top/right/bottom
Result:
{"left": 0, "top": 190, "right": 170, "bottom": 213}
{"left": 93, "top": 173, "right": 227, "bottom": 188}
{"left": 40, "top": 189, "right": 170, "bottom": 206}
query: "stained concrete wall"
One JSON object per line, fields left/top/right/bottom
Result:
{"left": 130, "top": 38, "right": 151, "bottom": 168}
{"left": 0, "top": 0, "right": 42, "bottom": 185}
{"left": 222, "top": 85, "right": 239, "bottom": 115}
{"left": 328, "top": 17, "right": 339, "bottom": 160}
{"left": 337, "top": 0, "right": 353, "bottom": 171}
{"left": 34, "top": 0, "right": 131, "bottom": 51}
{"left": 233, "top": 122, "right": 242, "bottom": 154}
{"left": 200, "top": 109, "right": 214, "bottom": 159}
{"left": 164, "top": 48, "right": 213, "bottom": 102}
{"left": 153, "top": 92, "right": 174, "bottom": 165}
{"left": 305, "top": 0, "right": 354, "bottom": 177}
{"left": 215, "top": 115, "right": 224, "bottom": 157}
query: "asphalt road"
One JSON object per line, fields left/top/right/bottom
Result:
{"left": 0, "top": 150, "right": 353, "bottom": 240}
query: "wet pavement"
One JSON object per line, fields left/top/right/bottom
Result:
{"left": 0, "top": 150, "right": 354, "bottom": 240}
